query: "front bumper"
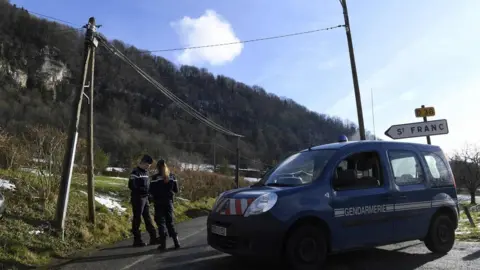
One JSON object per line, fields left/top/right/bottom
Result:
{"left": 207, "top": 211, "right": 286, "bottom": 259}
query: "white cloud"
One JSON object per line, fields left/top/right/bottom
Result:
{"left": 170, "top": 10, "right": 243, "bottom": 66}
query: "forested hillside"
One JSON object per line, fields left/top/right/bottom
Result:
{"left": 0, "top": 1, "right": 360, "bottom": 167}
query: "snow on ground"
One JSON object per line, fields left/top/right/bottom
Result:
{"left": 179, "top": 163, "right": 214, "bottom": 172}
{"left": 80, "top": 191, "right": 126, "bottom": 213}
{"left": 0, "top": 179, "right": 16, "bottom": 190}
{"left": 458, "top": 194, "right": 480, "bottom": 204}
{"left": 244, "top": 177, "right": 260, "bottom": 183}
{"left": 105, "top": 167, "right": 127, "bottom": 172}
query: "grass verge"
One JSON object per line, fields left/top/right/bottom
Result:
{"left": 456, "top": 203, "right": 480, "bottom": 241}
{"left": 0, "top": 169, "right": 234, "bottom": 269}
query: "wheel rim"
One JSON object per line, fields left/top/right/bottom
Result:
{"left": 296, "top": 237, "right": 319, "bottom": 263}
{"left": 437, "top": 223, "right": 451, "bottom": 244}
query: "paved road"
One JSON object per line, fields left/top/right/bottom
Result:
{"left": 52, "top": 216, "right": 480, "bottom": 270}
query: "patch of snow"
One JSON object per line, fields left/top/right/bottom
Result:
{"left": 29, "top": 230, "right": 42, "bottom": 235}
{"left": 244, "top": 177, "right": 260, "bottom": 183}
{"left": 179, "top": 163, "right": 214, "bottom": 172}
{"left": 80, "top": 191, "right": 126, "bottom": 213}
{"left": 456, "top": 231, "right": 469, "bottom": 235}
{"left": 0, "top": 179, "right": 16, "bottom": 190}
{"left": 105, "top": 167, "right": 127, "bottom": 172}
{"left": 176, "top": 197, "right": 190, "bottom": 202}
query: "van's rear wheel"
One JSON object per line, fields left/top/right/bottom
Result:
{"left": 424, "top": 215, "right": 455, "bottom": 254}
{"left": 285, "top": 224, "right": 327, "bottom": 270}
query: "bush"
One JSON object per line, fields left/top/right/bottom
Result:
{"left": 174, "top": 170, "right": 248, "bottom": 201}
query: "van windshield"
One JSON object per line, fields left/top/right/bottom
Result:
{"left": 258, "top": 150, "right": 336, "bottom": 187}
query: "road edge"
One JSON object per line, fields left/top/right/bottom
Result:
{"left": 38, "top": 215, "right": 209, "bottom": 270}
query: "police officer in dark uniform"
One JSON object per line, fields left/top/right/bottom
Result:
{"left": 149, "top": 159, "right": 180, "bottom": 250}
{"left": 128, "top": 154, "right": 157, "bottom": 247}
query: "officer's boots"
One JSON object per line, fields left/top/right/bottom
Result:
{"left": 148, "top": 230, "right": 158, "bottom": 245}
{"left": 172, "top": 235, "right": 180, "bottom": 249}
{"left": 157, "top": 234, "right": 167, "bottom": 251}
{"left": 132, "top": 237, "right": 146, "bottom": 247}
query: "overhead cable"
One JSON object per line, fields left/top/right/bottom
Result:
{"left": 138, "top": 25, "right": 345, "bottom": 53}
{"left": 97, "top": 37, "right": 243, "bottom": 138}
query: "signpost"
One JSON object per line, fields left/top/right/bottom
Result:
{"left": 415, "top": 105, "right": 435, "bottom": 144}
{"left": 384, "top": 119, "right": 449, "bottom": 140}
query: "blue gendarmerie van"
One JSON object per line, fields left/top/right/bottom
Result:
{"left": 207, "top": 140, "right": 458, "bottom": 270}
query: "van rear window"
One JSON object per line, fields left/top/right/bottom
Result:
{"left": 421, "top": 151, "right": 454, "bottom": 187}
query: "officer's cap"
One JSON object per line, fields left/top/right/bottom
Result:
{"left": 141, "top": 154, "right": 153, "bottom": 164}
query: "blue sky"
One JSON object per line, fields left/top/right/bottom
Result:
{"left": 10, "top": 0, "right": 480, "bottom": 155}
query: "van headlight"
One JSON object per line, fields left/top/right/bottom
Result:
{"left": 212, "top": 191, "right": 226, "bottom": 211}
{"left": 244, "top": 193, "right": 278, "bottom": 217}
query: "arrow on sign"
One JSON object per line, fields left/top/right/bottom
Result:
{"left": 384, "top": 119, "right": 449, "bottom": 140}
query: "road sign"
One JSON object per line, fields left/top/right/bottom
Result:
{"left": 415, "top": 106, "right": 435, "bottom": 118}
{"left": 384, "top": 119, "right": 448, "bottom": 140}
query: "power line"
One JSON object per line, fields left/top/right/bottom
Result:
{"left": 139, "top": 24, "right": 345, "bottom": 53}
{"left": 24, "top": 10, "right": 81, "bottom": 27}
{"left": 97, "top": 36, "right": 243, "bottom": 138}
{"left": 19, "top": 8, "right": 344, "bottom": 54}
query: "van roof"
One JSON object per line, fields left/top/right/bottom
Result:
{"left": 300, "top": 140, "right": 443, "bottom": 152}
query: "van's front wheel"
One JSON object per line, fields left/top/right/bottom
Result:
{"left": 285, "top": 224, "right": 327, "bottom": 270}
{"left": 424, "top": 215, "right": 455, "bottom": 254}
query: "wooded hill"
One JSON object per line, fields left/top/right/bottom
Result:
{"left": 0, "top": 0, "right": 364, "bottom": 168}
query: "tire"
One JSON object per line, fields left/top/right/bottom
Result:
{"left": 424, "top": 215, "right": 455, "bottom": 254}
{"left": 285, "top": 224, "right": 327, "bottom": 270}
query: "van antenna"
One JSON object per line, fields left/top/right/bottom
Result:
{"left": 371, "top": 88, "right": 377, "bottom": 140}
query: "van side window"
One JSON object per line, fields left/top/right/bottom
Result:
{"left": 422, "top": 151, "right": 453, "bottom": 187}
{"left": 333, "top": 151, "right": 383, "bottom": 191}
{"left": 388, "top": 150, "right": 425, "bottom": 186}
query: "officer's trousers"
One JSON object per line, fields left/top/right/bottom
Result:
{"left": 130, "top": 196, "right": 156, "bottom": 240}
{"left": 154, "top": 201, "right": 177, "bottom": 238}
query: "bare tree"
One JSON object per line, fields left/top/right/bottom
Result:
{"left": 23, "top": 125, "right": 67, "bottom": 207}
{"left": 0, "top": 129, "right": 27, "bottom": 170}
{"left": 451, "top": 143, "right": 480, "bottom": 204}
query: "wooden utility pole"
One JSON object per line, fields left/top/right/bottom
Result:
{"left": 55, "top": 17, "right": 99, "bottom": 239}
{"left": 235, "top": 137, "right": 240, "bottom": 188}
{"left": 212, "top": 143, "right": 216, "bottom": 172}
{"left": 339, "top": 0, "right": 366, "bottom": 141}
{"left": 86, "top": 27, "right": 97, "bottom": 224}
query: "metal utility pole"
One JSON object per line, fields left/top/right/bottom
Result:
{"left": 55, "top": 17, "right": 99, "bottom": 239}
{"left": 235, "top": 137, "right": 240, "bottom": 188}
{"left": 339, "top": 0, "right": 366, "bottom": 140}
{"left": 421, "top": 105, "right": 432, "bottom": 145}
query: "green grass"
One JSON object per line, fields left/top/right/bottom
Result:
{"left": 456, "top": 204, "right": 480, "bottom": 241}
{"left": 0, "top": 170, "right": 216, "bottom": 269}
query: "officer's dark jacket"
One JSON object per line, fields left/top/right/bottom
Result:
{"left": 128, "top": 166, "right": 150, "bottom": 198}
{"left": 149, "top": 173, "right": 179, "bottom": 204}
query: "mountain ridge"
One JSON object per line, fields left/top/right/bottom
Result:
{"left": 0, "top": 1, "right": 368, "bottom": 168}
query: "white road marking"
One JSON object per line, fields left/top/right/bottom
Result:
{"left": 119, "top": 226, "right": 207, "bottom": 270}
